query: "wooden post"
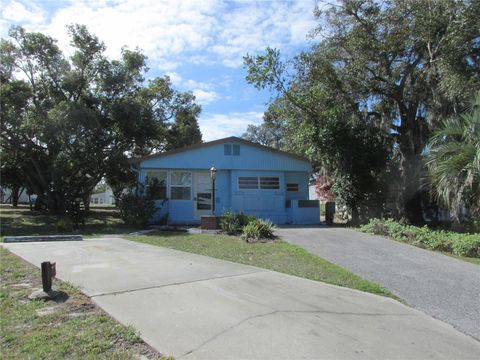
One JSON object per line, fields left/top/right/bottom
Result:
{"left": 41, "top": 261, "right": 56, "bottom": 292}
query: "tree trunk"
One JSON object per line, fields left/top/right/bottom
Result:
{"left": 11, "top": 186, "right": 20, "bottom": 207}
{"left": 350, "top": 205, "right": 360, "bottom": 225}
{"left": 47, "top": 191, "right": 67, "bottom": 214}
{"left": 83, "top": 193, "right": 91, "bottom": 212}
{"left": 396, "top": 102, "right": 426, "bottom": 225}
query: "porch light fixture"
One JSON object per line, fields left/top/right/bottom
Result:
{"left": 210, "top": 166, "right": 217, "bottom": 180}
{"left": 210, "top": 166, "right": 217, "bottom": 215}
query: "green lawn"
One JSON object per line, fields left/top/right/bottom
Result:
{"left": 0, "top": 247, "right": 166, "bottom": 359}
{"left": 0, "top": 205, "right": 135, "bottom": 238}
{"left": 126, "top": 232, "right": 396, "bottom": 299}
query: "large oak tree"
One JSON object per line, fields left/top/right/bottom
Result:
{"left": 1, "top": 25, "right": 202, "bottom": 213}
{"left": 244, "top": 0, "right": 479, "bottom": 223}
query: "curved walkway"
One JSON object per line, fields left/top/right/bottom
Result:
{"left": 276, "top": 227, "right": 480, "bottom": 341}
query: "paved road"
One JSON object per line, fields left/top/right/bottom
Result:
{"left": 276, "top": 227, "right": 480, "bottom": 341}
{"left": 3, "top": 237, "right": 480, "bottom": 359}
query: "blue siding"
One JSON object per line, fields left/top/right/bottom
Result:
{"left": 138, "top": 139, "right": 317, "bottom": 224}
{"left": 215, "top": 170, "right": 230, "bottom": 216}
{"left": 285, "top": 172, "right": 309, "bottom": 201}
{"left": 229, "top": 170, "right": 286, "bottom": 223}
{"left": 140, "top": 142, "right": 311, "bottom": 172}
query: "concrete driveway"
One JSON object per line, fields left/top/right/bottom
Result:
{"left": 3, "top": 237, "right": 480, "bottom": 359}
{"left": 276, "top": 227, "right": 480, "bottom": 341}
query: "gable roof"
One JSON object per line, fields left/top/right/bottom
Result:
{"left": 131, "top": 136, "right": 309, "bottom": 164}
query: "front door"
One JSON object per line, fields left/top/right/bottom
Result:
{"left": 194, "top": 173, "right": 212, "bottom": 219}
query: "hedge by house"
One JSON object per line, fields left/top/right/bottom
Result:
{"left": 359, "top": 219, "right": 480, "bottom": 258}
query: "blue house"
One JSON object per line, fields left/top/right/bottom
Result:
{"left": 134, "top": 137, "right": 319, "bottom": 225}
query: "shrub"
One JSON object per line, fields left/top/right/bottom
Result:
{"left": 118, "top": 192, "right": 156, "bottom": 228}
{"left": 242, "top": 221, "right": 260, "bottom": 241}
{"left": 118, "top": 180, "right": 163, "bottom": 228}
{"left": 219, "top": 210, "right": 256, "bottom": 235}
{"left": 219, "top": 209, "right": 241, "bottom": 234}
{"left": 452, "top": 236, "right": 480, "bottom": 257}
{"left": 359, "top": 219, "right": 479, "bottom": 258}
{"left": 242, "top": 219, "right": 276, "bottom": 242}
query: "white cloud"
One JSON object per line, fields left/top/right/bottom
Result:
{"left": 1, "top": 1, "right": 46, "bottom": 24}
{"left": 0, "top": 0, "right": 317, "bottom": 69}
{"left": 0, "top": 0, "right": 319, "bottom": 135}
{"left": 166, "top": 72, "right": 219, "bottom": 105}
{"left": 209, "top": 0, "right": 317, "bottom": 67}
{"left": 166, "top": 72, "right": 183, "bottom": 86}
{"left": 200, "top": 111, "right": 263, "bottom": 141}
{"left": 0, "top": 0, "right": 47, "bottom": 35}
{"left": 192, "top": 89, "right": 219, "bottom": 105}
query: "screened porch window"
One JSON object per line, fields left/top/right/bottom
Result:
{"left": 286, "top": 183, "right": 299, "bottom": 192}
{"left": 260, "top": 177, "right": 280, "bottom": 189}
{"left": 238, "top": 177, "right": 259, "bottom": 189}
{"left": 170, "top": 171, "right": 192, "bottom": 200}
{"left": 238, "top": 176, "right": 280, "bottom": 190}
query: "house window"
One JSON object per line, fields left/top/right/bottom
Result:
{"left": 238, "top": 177, "right": 259, "bottom": 189}
{"left": 232, "top": 144, "right": 240, "bottom": 156}
{"left": 224, "top": 144, "right": 240, "bottom": 156}
{"left": 94, "top": 198, "right": 98, "bottom": 204}
{"left": 287, "top": 183, "right": 299, "bottom": 192}
{"left": 145, "top": 170, "right": 167, "bottom": 199}
{"left": 238, "top": 176, "right": 280, "bottom": 190}
{"left": 171, "top": 171, "right": 191, "bottom": 200}
{"left": 260, "top": 177, "right": 280, "bottom": 189}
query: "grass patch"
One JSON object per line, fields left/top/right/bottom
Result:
{"left": 126, "top": 232, "right": 395, "bottom": 299}
{"left": 0, "top": 205, "right": 135, "bottom": 238}
{"left": 0, "top": 247, "right": 167, "bottom": 359}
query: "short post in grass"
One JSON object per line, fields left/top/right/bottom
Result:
{"left": 41, "top": 261, "right": 56, "bottom": 292}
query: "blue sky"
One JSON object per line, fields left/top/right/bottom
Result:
{"left": 0, "top": 0, "right": 318, "bottom": 141}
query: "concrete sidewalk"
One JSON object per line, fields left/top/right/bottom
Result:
{"left": 3, "top": 237, "right": 480, "bottom": 359}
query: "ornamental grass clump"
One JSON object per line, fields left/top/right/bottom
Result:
{"left": 219, "top": 210, "right": 256, "bottom": 235}
{"left": 242, "top": 219, "right": 276, "bottom": 243}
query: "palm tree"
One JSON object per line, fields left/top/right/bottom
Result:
{"left": 425, "top": 92, "right": 480, "bottom": 221}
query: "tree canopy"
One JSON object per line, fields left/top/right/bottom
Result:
{"left": 244, "top": 0, "right": 480, "bottom": 223}
{"left": 1, "top": 25, "right": 202, "bottom": 212}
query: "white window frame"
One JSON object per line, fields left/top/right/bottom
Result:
{"left": 170, "top": 171, "right": 192, "bottom": 200}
